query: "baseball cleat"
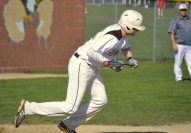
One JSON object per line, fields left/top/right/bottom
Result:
{"left": 15, "top": 99, "right": 26, "bottom": 128}
{"left": 57, "top": 121, "right": 77, "bottom": 133}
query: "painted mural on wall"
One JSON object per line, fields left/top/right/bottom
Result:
{"left": 3, "top": 0, "right": 53, "bottom": 43}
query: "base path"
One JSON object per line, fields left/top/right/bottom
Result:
{"left": 0, "top": 124, "right": 191, "bottom": 133}
{"left": 0, "top": 73, "right": 67, "bottom": 80}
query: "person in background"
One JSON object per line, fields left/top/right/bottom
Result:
{"left": 157, "top": 0, "right": 166, "bottom": 19}
{"left": 168, "top": 3, "right": 191, "bottom": 82}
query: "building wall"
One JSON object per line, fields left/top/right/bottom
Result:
{"left": 0, "top": 0, "right": 85, "bottom": 72}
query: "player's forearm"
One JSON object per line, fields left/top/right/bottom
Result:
{"left": 170, "top": 33, "right": 176, "bottom": 45}
{"left": 87, "top": 48, "right": 122, "bottom": 67}
{"left": 122, "top": 48, "right": 133, "bottom": 59}
{"left": 170, "top": 33, "right": 178, "bottom": 51}
{"left": 87, "top": 48, "right": 105, "bottom": 65}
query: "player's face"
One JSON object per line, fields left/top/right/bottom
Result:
{"left": 128, "top": 28, "right": 139, "bottom": 36}
{"left": 179, "top": 9, "right": 187, "bottom": 17}
{"left": 122, "top": 28, "right": 139, "bottom": 37}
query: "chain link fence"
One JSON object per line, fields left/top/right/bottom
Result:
{"left": 86, "top": 0, "right": 190, "bottom": 61}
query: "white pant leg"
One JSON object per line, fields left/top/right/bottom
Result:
{"left": 63, "top": 71, "right": 107, "bottom": 130}
{"left": 174, "top": 45, "right": 187, "bottom": 81}
{"left": 25, "top": 101, "right": 73, "bottom": 116}
{"left": 25, "top": 56, "right": 95, "bottom": 116}
{"left": 185, "top": 46, "right": 191, "bottom": 77}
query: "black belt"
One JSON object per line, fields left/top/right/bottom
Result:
{"left": 74, "top": 52, "right": 91, "bottom": 66}
{"left": 74, "top": 52, "right": 80, "bottom": 58}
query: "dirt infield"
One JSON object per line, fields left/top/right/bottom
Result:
{"left": 0, "top": 73, "right": 67, "bottom": 80}
{"left": 0, "top": 124, "right": 191, "bottom": 133}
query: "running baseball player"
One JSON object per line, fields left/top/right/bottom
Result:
{"left": 168, "top": 3, "right": 191, "bottom": 82}
{"left": 15, "top": 10, "right": 145, "bottom": 133}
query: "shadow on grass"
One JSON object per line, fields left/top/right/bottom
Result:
{"left": 183, "top": 78, "right": 191, "bottom": 81}
{"left": 100, "top": 132, "right": 167, "bottom": 133}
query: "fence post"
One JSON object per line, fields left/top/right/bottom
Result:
{"left": 115, "top": 2, "right": 118, "bottom": 23}
{"left": 153, "top": 0, "right": 157, "bottom": 62}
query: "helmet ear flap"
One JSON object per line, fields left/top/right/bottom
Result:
{"left": 119, "top": 19, "right": 133, "bottom": 33}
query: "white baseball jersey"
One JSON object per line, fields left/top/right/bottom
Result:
{"left": 76, "top": 24, "right": 131, "bottom": 68}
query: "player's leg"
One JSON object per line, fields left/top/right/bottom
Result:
{"left": 23, "top": 56, "right": 91, "bottom": 116}
{"left": 157, "top": 7, "right": 161, "bottom": 18}
{"left": 160, "top": 2, "right": 165, "bottom": 18}
{"left": 184, "top": 46, "right": 191, "bottom": 78}
{"left": 61, "top": 71, "right": 107, "bottom": 130}
{"left": 174, "top": 45, "right": 186, "bottom": 81}
{"left": 161, "top": 8, "right": 164, "bottom": 18}
{"left": 157, "top": 2, "right": 162, "bottom": 18}
{"left": 15, "top": 56, "right": 95, "bottom": 128}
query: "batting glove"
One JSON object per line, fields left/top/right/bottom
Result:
{"left": 127, "top": 57, "right": 139, "bottom": 69}
{"left": 110, "top": 60, "right": 124, "bottom": 72}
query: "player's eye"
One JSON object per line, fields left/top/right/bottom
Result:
{"left": 180, "top": 9, "right": 187, "bottom": 11}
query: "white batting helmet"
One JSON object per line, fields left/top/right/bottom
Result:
{"left": 119, "top": 10, "right": 145, "bottom": 33}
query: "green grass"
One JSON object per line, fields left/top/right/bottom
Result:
{"left": 0, "top": 62, "right": 191, "bottom": 126}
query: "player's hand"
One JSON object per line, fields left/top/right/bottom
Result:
{"left": 127, "top": 57, "right": 139, "bottom": 69}
{"left": 110, "top": 60, "right": 124, "bottom": 72}
{"left": 173, "top": 43, "right": 178, "bottom": 54}
{"left": 103, "top": 60, "right": 124, "bottom": 72}
{"left": 110, "top": 65, "right": 123, "bottom": 72}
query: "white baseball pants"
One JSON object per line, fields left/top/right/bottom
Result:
{"left": 24, "top": 55, "right": 108, "bottom": 129}
{"left": 174, "top": 44, "right": 191, "bottom": 81}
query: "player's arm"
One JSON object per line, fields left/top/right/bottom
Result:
{"left": 87, "top": 48, "right": 105, "bottom": 64}
{"left": 168, "top": 17, "right": 178, "bottom": 52}
{"left": 122, "top": 48, "right": 139, "bottom": 68}
{"left": 122, "top": 48, "right": 133, "bottom": 59}
{"left": 170, "top": 33, "right": 178, "bottom": 52}
{"left": 87, "top": 35, "right": 118, "bottom": 67}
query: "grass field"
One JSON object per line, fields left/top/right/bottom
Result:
{"left": 0, "top": 62, "right": 191, "bottom": 126}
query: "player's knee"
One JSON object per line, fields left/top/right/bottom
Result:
{"left": 102, "top": 97, "right": 108, "bottom": 106}
{"left": 62, "top": 101, "right": 79, "bottom": 114}
{"left": 70, "top": 106, "right": 79, "bottom": 113}
{"left": 67, "top": 108, "right": 78, "bottom": 115}
{"left": 93, "top": 96, "right": 108, "bottom": 107}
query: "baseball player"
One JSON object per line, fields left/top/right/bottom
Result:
{"left": 168, "top": 3, "right": 191, "bottom": 82}
{"left": 15, "top": 10, "right": 145, "bottom": 133}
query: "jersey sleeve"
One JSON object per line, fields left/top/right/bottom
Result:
{"left": 86, "top": 34, "right": 119, "bottom": 66}
{"left": 168, "top": 17, "right": 178, "bottom": 34}
{"left": 91, "top": 34, "right": 119, "bottom": 54}
{"left": 120, "top": 37, "right": 131, "bottom": 49}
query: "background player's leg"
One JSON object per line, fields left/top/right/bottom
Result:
{"left": 185, "top": 46, "right": 191, "bottom": 78}
{"left": 174, "top": 45, "right": 186, "bottom": 81}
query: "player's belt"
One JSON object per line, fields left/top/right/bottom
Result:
{"left": 74, "top": 52, "right": 80, "bottom": 58}
{"left": 74, "top": 52, "right": 91, "bottom": 66}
